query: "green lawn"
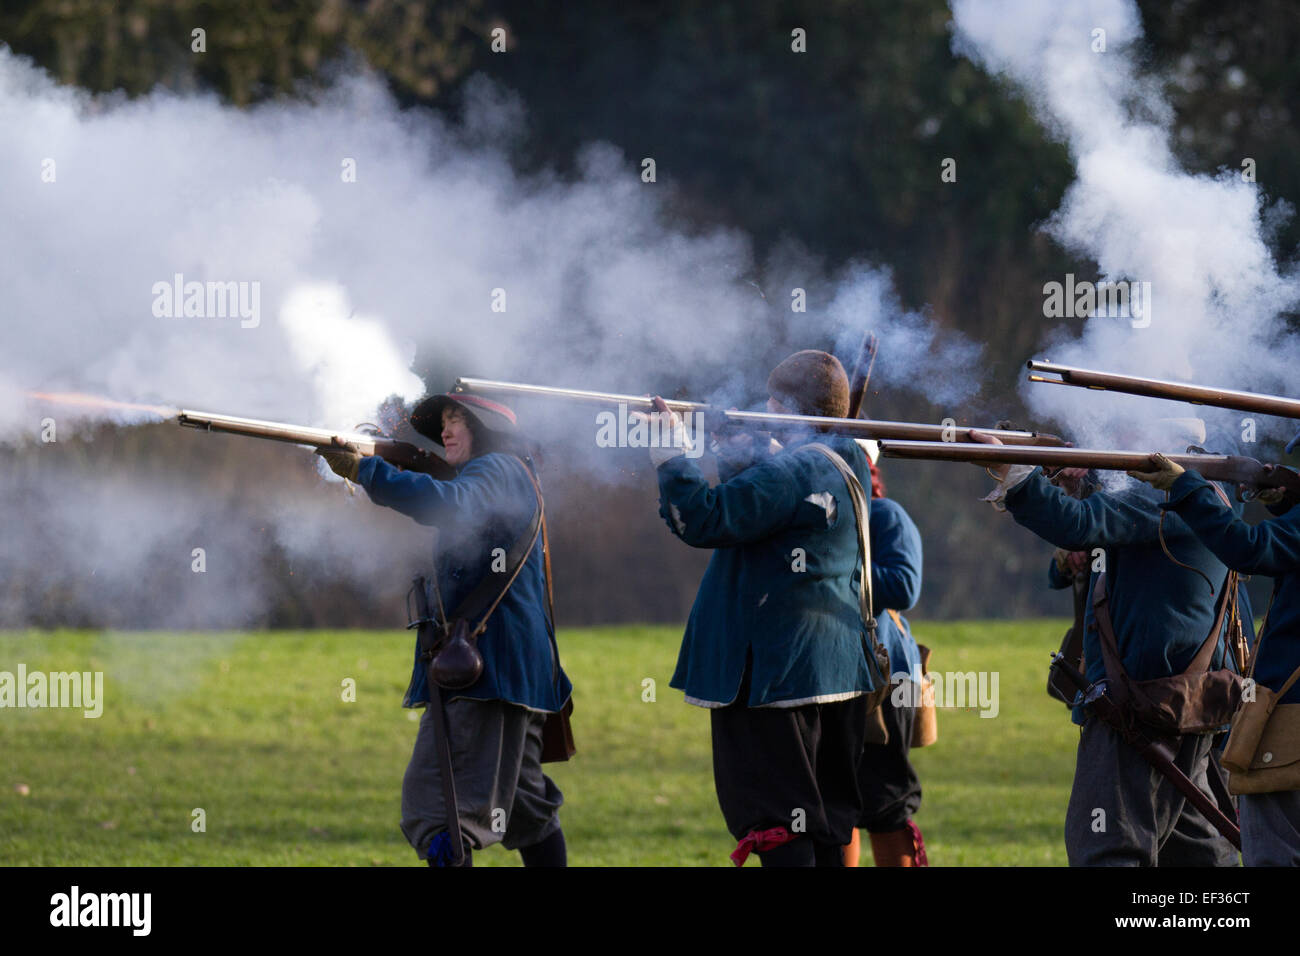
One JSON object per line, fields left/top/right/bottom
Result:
{"left": 0, "top": 622, "right": 1078, "bottom": 866}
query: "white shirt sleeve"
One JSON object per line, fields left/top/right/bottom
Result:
{"left": 980, "top": 465, "right": 1036, "bottom": 512}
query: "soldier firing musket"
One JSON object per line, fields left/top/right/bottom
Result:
{"left": 315, "top": 392, "right": 575, "bottom": 868}
{"left": 888, "top": 424, "right": 1256, "bottom": 865}
{"left": 28, "top": 388, "right": 575, "bottom": 868}
{"left": 627, "top": 349, "right": 923, "bottom": 866}
{"left": 835, "top": 332, "right": 931, "bottom": 869}
{"left": 1126, "top": 452, "right": 1300, "bottom": 866}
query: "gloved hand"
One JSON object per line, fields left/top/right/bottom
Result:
{"left": 316, "top": 436, "right": 362, "bottom": 481}
{"left": 1054, "top": 548, "right": 1088, "bottom": 579}
{"left": 633, "top": 396, "right": 694, "bottom": 467}
{"left": 1257, "top": 486, "right": 1288, "bottom": 506}
{"left": 971, "top": 430, "right": 1036, "bottom": 510}
{"left": 1127, "top": 452, "right": 1185, "bottom": 490}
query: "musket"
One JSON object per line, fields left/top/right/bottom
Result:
{"left": 875, "top": 439, "right": 1300, "bottom": 498}
{"left": 452, "top": 377, "right": 1068, "bottom": 447}
{"left": 177, "top": 409, "right": 456, "bottom": 479}
{"left": 1028, "top": 360, "right": 1300, "bottom": 421}
{"left": 1049, "top": 653, "right": 1241, "bottom": 849}
{"left": 847, "top": 331, "right": 879, "bottom": 420}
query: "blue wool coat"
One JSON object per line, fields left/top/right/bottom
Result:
{"left": 868, "top": 499, "right": 925, "bottom": 681}
{"left": 1164, "top": 471, "right": 1300, "bottom": 705}
{"left": 657, "top": 433, "right": 923, "bottom": 708}
{"left": 1003, "top": 469, "right": 1243, "bottom": 725}
{"left": 355, "top": 453, "right": 572, "bottom": 713}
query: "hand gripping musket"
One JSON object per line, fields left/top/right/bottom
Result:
{"left": 176, "top": 409, "right": 456, "bottom": 479}
{"left": 1028, "top": 360, "right": 1300, "bottom": 421}
{"left": 875, "top": 440, "right": 1300, "bottom": 500}
{"left": 452, "top": 377, "right": 1067, "bottom": 446}
{"left": 1048, "top": 652, "right": 1241, "bottom": 849}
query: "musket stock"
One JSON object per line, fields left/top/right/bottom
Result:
{"left": 453, "top": 377, "right": 1066, "bottom": 447}
{"left": 1028, "top": 360, "right": 1300, "bottom": 421}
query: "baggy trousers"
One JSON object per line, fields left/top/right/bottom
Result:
{"left": 1064, "top": 717, "right": 1236, "bottom": 867}
{"left": 711, "top": 689, "right": 870, "bottom": 852}
{"left": 401, "top": 697, "right": 563, "bottom": 859}
{"left": 856, "top": 685, "right": 922, "bottom": 832}
{"left": 1240, "top": 791, "right": 1300, "bottom": 867}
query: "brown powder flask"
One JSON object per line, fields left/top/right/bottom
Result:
{"left": 430, "top": 618, "right": 485, "bottom": 690}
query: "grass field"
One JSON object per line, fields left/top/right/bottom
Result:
{"left": 0, "top": 621, "right": 1080, "bottom": 866}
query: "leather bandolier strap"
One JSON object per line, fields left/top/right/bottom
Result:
{"left": 805, "top": 443, "right": 892, "bottom": 725}
{"left": 445, "top": 458, "right": 544, "bottom": 639}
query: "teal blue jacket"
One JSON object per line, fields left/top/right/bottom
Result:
{"left": 1003, "top": 469, "right": 1244, "bottom": 725}
{"left": 658, "top": 434, "right": 922, "bottom": 708}
{"left": 1164, "top": 471, "right": 1300, "bottom": 705}
{"left": 355, "top": 452, "right": 572, "bottom": 713}
{"left": 868, "top": 499, "right": 925, "bottom": 682}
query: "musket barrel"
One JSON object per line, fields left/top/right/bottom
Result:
{"left": 176, "top": 410, "right": 383, "bottom": 456}
{"left": 1027, "top": 360, "right": 1300, "bottom": 420}
{"left": 876, "top": 439, "right": 1300, "bottom": 494}
{"left": 876, "top": 439, "right": 1229, "bottom": 471}
{"left": 454, "top": 377, "right": 1067, "bottom": 446}
{"left": 453, "top": 377, "right": 701, "bottom": 413}
{"left": 176, "top": 408, "right": 456, "bottom": 478}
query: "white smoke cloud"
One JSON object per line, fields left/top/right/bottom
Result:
{"left": 825, "top": 263, "right": 982, "bottom": 407}
{"left": 1, "top": 47, "right": 978, "bottom": 436}
{"left": 952, "top": 0, "right": 1300, "bottom": 449}
{"left": 0, "top": 45, "right": 983, "bottom": 629}
{"left": 279, "top": 282, "right": 423, "bottom": 428}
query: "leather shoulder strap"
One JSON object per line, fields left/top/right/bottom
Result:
{"left": 804, "top": 442, "right": 880, "bottom": 649}
{"left": 521, "top": 463, "right": 562, "bottom": 684}
{"left": 1198, "top": 482, "right": 1244, "bottom": 673}
{"left": 1244, "top": 586, "right": 1277, "bottom": 678}
{"left": 1093, "top": 562, "right": 1236, "bottom": 688}
{"left": 1185, "top": 570, "right": 1236, "bottom": 673}
{"left": 1090, "top": 572, "right": 1130, "bottom": 706}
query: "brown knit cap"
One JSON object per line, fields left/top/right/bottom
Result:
{"left": 766, "top": 350, "right": 850, "bottom": 419}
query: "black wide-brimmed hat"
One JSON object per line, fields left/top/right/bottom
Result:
{"left": 409, "top": 392, "right": 519, "bottom": 444}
